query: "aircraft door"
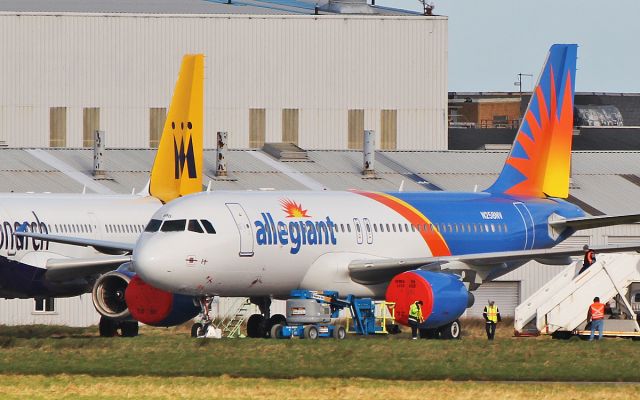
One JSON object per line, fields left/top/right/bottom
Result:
{"left": 353, "top": 218, "right": 363, "bottom": 244}
{"left": 513, "top": 202, "right": 535, "bottom": 250}
{"left": 362, "top": 218, "right": 373, "bottom": 244}
{"left": 225, "top": 203, "right": 254, "bottom": 257}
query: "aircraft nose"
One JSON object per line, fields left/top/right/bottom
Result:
{"left": 132, "top": 237, "right": 173, "bottom": 291}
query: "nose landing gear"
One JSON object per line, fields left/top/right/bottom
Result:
{"left": 191, "top": 296, "right": 214, "bottom": 338}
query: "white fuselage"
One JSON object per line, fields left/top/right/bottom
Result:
{"left": 133, "top": 191, "right": 497, "bottom": 299}
{"left": 0, "top": 193, "right": 161, "bottom": 297}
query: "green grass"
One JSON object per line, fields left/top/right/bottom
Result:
{"left": 0, "top": 323, "right": 639, "bottom": 382}
{"left": 0, "top": 375, "right": 639, "bottom": 400}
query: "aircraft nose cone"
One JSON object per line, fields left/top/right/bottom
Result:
{"left": 132, "top": 238, "right": 170, "bottom": 291}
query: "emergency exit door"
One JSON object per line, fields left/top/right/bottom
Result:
{"left": 513, "top": 202, "right": 535, "bottom": 250}
{"left": 226, "top": 203, "right": 254, "bottom": 257}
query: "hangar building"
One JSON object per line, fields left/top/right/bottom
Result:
{"left": 0, "top": 0, "right": 447, "bottom": 150}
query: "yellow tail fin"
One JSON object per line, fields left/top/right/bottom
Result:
{"left": 149, "top": 54, "right": 204, "bottom": 203}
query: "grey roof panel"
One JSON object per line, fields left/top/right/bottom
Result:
{"left": 0, "top": 149, "right": 57, "bottom": 171}
{"left": 0, "top": 171, "right": 83, "bottom": 193}
{"left": 382, "top": 151, "right": 508, "bottom": 175}
{"left": 0, "top": 0, "right": 421, "bottom": 16}
{"left": 0, "top": 148, "right": 639, "bottom": 218}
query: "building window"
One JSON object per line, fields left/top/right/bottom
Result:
{"left": 149, "top": 108, "right": 167, "bottom": 148}
{"left": 381, "top": 109, "right": 397, "bottom": 150}
{"left": 83, "top": 107, "right": 100, "bottom": 147}
{"left": 348, "top": 109, "right": 364, "bottom": 150}
{"left": 249, "top": 108, "right": 266, "bottom": 148}
{"left": 49, "top": 107, "right": 67, "bottom": 147}
{"left": 282, "top": 109, "right": 299, "bottom": 145}
{"left": 34, "top": 297, "right": 55, "bottom": 313}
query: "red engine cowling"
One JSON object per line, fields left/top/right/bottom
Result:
{"left": 386, "top": 270, "right": 470, "bottom": 329}
{"left": 124, "top": 275, "right": 199, "bottom": 327}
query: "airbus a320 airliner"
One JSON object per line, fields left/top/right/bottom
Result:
{"left": 23, "top": 45, "right": 640, "bottom": 339}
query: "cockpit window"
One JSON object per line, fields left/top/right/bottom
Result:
{"left": 161, "top": 219, "right": 186, "bottom": 232}
{"left": 188, "top": 219, "right": 204, "bottom": 233}
{"left": 200, "top": 219, "right": 216, "bottom": 234}
{"left": 145, "top": 219, "right": 162, "bottom": 233}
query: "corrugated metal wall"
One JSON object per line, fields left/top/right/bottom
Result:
{"left": 0, "top": 294, "right": 99, "bottom": 327}
{"left": 0, "top": 13, "right": 448, "bottom": 150}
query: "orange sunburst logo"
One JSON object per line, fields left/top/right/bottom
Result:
{"left": 280, "top": 199, "right": 311, "bottom": 218}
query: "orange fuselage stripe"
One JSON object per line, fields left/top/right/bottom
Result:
{"left": 354, "top": 191, "right": 451, "bottom": 256}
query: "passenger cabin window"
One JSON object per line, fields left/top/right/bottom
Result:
{"left": 200, "top": 220, "right": 216, "bottom": 234}
{"left": 161, "top": 219, "right": 186, "bottom": 232}
{"left": 188, "top": 220, "right": 204, "bottom": 233}
{"left": 145, "top": 219, "right": 162, "bottom": 232}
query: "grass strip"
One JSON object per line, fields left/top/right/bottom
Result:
{"left": 0, "top": 325, "right": 639, "bottom": 382}
{"left": 0, "top": 375, "right": 639, "bottom": 400}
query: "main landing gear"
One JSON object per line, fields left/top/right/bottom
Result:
{"left": 246, "top": 296, "right": 286, "bottom": 338}
{"left": 98, "top": 316, "right": 139, "bottom": 337}
{"left": 419, "top": 319, "right": 462, "bottom": 340}
{"left": 191, "top": 296, "right": 214, "bottom": 338}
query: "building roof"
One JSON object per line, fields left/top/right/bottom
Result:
{"left": 0, "top": 0, "right": 423, "bottom": 16}
{"left": 1, "top": 148, "right": 640, "bottom": 216}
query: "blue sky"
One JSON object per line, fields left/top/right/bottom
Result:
{"left": 379, "top": 0, "right": 639, "bottom": 92}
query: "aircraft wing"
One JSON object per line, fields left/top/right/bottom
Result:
{"left": 14, "top": 231, "right": 134, "bottom": 254}
{"left": 44, "top": 255, "right": 132, "bottom": 281}
{"left": 348, "top": 243, "right": 640, "bottom": 284}
{"left": 550, "top": 214, "right": 640, "bottom": 231}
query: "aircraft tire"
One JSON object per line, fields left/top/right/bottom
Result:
{"left": 99, "top": 317, "right": 118, "bottom": 337}
{"left": 440, "top": 319, "right": 461, "bottom": 340}
{"left": 420, "top": 328, "right": 439, "bottom": 339}
{"left": 191, "top": 323, "right": 204, "bottom": 338}
{"left": 120, "top": 321, "right": 139, "bottom": 337}
{"left": 269, "top": 314, "right": 286, "bottom": 327}
{"left": 247, "top": 314, "right": 265, "bottom": 338}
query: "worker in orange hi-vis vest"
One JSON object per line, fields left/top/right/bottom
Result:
{"left": 579, "top": 245, "right": 596, "bottom": 274}
{"left": 587, "top": 297, "right": 605, "bottom": 341}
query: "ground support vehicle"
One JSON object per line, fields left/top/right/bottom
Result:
{"left": 271, "top": 290, "right": 396, "bottom": 339}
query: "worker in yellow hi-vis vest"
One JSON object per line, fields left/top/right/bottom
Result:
{"left": 408, "top": 300, "right": 424, "bottom": 340}
{"left": 483, "top": 300, "right": 501, "bottom": 340}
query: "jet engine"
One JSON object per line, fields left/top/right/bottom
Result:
{"left": 92, "top": 270, "right": 199, "bottom": 330}
{"left": 385, "top": 270, "right": 471, "bottom": 329}
{"left": 92, "top": 271, "right": 133, "bottom": 320}
{"left": 124, "top": 275, "right": 199, "bottom": 327}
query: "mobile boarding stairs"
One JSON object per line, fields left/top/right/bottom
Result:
{"left": 514, "top": 253, "right": 640, "bottom": 339}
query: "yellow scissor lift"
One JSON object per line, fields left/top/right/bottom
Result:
{"left": 346, "top": 300, "right": 399, "bottom": 335}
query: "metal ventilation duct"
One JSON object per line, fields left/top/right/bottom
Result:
{"left": 320, "top": 0, "right": 377, "bottom": 14}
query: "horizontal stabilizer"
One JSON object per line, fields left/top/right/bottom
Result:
{"left": 348, "top": 243, "right": 640, "bottom": 285}
{"left": 549, "top": 214, "right": 640, "bottom": 231}
{"left": 45, "top": 255, "right": 132, "bottom": 281}
{"left": 14, "top": 232, "right": 134, "bottom": 254}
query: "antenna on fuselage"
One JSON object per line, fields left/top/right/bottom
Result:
{"left": 473, "top": 184, "right": 478, "bottom": 192}
{"left": 82, "top": 185, "right": 86, "bottom": 194}
{"left": 206, "top": 180, "right": 212, "bottom": 192}
{"left": 398, "top": 180, "right": 405, "bottom": 192}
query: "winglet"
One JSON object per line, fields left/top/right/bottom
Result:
{"left": 487, "top": 44, "right": 577, "bottom": 198}
{"left": 149, "top": 54, "right": 205, "bottom": 203}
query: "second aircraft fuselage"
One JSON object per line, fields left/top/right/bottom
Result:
{"left": 0, "top": 193, "right": 161, "bottom": 298}
{"left": 133, "top": 190, "right": 585, "bottom": 298}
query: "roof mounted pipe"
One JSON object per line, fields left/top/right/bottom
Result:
{"left": 363, "top": 129, "right": 375, "bottom": 177}
{"left": 93, "top": 130, "right": 105, "bottom": 178}
{"left": 216, "top": 131, "right": 228, "bottom": 177}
